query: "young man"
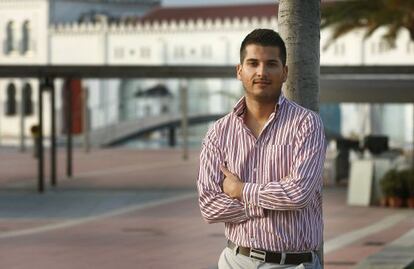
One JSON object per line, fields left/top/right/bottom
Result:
{"left": 197, "top": 29, "right": 326, "bottom": 269}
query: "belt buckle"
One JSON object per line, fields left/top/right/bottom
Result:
{"left": 249, "top": 248, "right": 266, "bottom": 262}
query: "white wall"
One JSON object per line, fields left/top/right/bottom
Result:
{"left": 0, "top": 79, "right": 51, "bottom": 143}
{"left": 364, "top": 27, "right": 414, "bottom": 65}
{"left": 0, "top": 0, "right": 48, "bottom": 64}
{"left": 2, "top": 2, "right": 414, "bottom": 146}
{"left": 0, "top": 0, "right": 50, "bottom": 143}
{"left": 321, "top": 29, "right": 365, "bottom": 65}
{"left": 50, "top": 25, "right": 106, "bottom": 64}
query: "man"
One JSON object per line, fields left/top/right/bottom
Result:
{"left": 197, "top": 29, "right": 326, "bottom": 269}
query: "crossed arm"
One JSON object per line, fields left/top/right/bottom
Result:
{"left": 197, "top": 130, "right": 264, "bottom": 224}
{"left": 197, "top": 114, "right": 326, "bottom": 224}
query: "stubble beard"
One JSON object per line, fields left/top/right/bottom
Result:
{"left": 243, "top": 84, "right": 281, "bottom": 105}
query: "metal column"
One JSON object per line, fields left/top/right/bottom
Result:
{"left": 82, "top": 88, "right": 90, "bottom": 153}
{"left": 37, "top": 78, "right": 45, "bottom": 193}
{"left": 168, "top": 126, "right": 176, "bottom": 147}
{"left": 19, "top": 84, "right": 26, "bottom": 152}
{"left": 65, "top": 79, "right": 73, "bottom": 178}
{"left": 180, "top": 80, "right": 189, "bottom": 160}
{"left": 49, "top": 78, "right": 57, "bottom": 186}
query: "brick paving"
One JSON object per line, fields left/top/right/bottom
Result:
{"left": 0, "top": 148, "right": 413, "bottom": 269}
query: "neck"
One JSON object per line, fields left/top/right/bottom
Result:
{"left": 244, "top": 96, "right": 278, "bottom": 124}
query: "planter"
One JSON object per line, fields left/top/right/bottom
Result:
{"left": 379, "top": 197, "right": 388, "bottom": 207}
{"left": 388, "top": 196, "right": 404, "bottom": 208}
{"left": 380, "top": 169, "right": 408, "bottom": 208}
{"left": 407, "top": 197, "right": 414, "bottom": 208}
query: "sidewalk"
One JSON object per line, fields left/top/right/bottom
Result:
{"left": 0, "top": 148, "right": 413, "bottom": 269}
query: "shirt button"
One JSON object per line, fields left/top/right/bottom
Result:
{"left": 250, "top": 237, "right": 256, "bottom": 242}
{"left": 253, "top": 168, "right": 257, "bottom": 172}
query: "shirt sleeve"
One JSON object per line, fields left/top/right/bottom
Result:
{"left": 242, "top": 113, "right": 327, "bottom": 211}
{"left": 197, "top": 124, "right": 265, "bottom": 224}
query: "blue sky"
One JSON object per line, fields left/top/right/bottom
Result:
{"left": 162, "top": 0, "right": 275, "bottom": 7}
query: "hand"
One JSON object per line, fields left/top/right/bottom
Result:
{"left": 220, "top": 165, "right": 244, "bottom": 201}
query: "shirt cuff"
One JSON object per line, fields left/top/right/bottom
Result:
{"left": 245, "top": 203, "right": 264, "bottom": 218}
{"left": 242, "top": 183, "right": 261, "bottom": 207}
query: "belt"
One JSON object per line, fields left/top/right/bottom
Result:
{"left": 227, "top": 240, "right": 313, "bottom": 265}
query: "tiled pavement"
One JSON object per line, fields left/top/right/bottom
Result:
{"left": 0, "top": 148, "right": 413, "bottom": 269}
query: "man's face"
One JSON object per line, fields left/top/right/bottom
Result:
{"left": 237, "top": 44, "right": 288, "bottom": 103}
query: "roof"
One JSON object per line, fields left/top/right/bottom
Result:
{"left": 54, "top": 0, "right": 160, "bottom": 4}
{"left": 140, "top": 3, "right": 278, "bottom": 23}
{"left": 136, "top": 84, "right": 172, "bottom": 97}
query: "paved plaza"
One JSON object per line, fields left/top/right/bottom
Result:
{"left": 0, "top": 148, "right": 413, "bottom": 269}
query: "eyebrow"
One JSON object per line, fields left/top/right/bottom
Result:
{"left": 245, "top": 58, "right": 280, "bottom": 63}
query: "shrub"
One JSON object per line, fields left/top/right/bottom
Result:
{"left": 401, "top": 169, "right": 414, "bottom": 197}
{"left": 380, "top": 169, "right": 407, "bottom": 198}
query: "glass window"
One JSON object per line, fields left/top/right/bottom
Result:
{"left": 22, "top": 20, "right": 31, "bottom": 54}
{"left": 22, "top": 83, "right": 33, "bottom": 116}
{"left": 6, "top": 21, "right": 15, "bottom": 54}
{"left": 5, "top": 83, "right": 17, "bottom": 116}
{"left": 114, "top": 47, "right": 125, "bottom": 59}
{"left": 174, "top": 46, "right": 185, "bottom": 59}
{"left": 201, "top": 45, "right": 212, "bottom": 58}
{"left": 407, "top": 41, "right": 414, "bottom": 54}
{"left": 140, "top": 47, "right": 151, "bottom": 58}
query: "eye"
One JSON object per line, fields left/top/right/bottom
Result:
{"left": 247, "top": 62, "right": 258, "bottom": 67}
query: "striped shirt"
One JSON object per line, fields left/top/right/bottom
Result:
{"left": 197, "top": 93, "right": 327, "bottom": 252}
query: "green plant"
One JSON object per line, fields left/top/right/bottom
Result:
{"left": 380, "top": 169, "right": 407, "bottom": 198}
{"left": 321, "top": 0, "right": 414, "bottom": 50}
{"left": 401, "top": 169, "right": 414, "bottom": 197}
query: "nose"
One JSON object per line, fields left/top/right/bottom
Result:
{"left": 256, "top": 63, "right": 268, "bottom": 78}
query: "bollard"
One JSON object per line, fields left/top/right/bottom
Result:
{"left": 30, "top": 124, "right": 40, "bottom": 158}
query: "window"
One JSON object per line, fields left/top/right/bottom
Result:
{"left": 407, "top": 41, "right": 414, "bottom": 54}
{"left": 22, "top": 20, "right": 31, "bottom": 54}
{"left": 114, "top": 47, "right": 124, "bottom": 59}
{"left": 201, "top": 45, "right": 212, "bottom": 59}
{"left": 161, "top": 105, "right": 169, "bottom": 114}
{"left": 140, "top": 47, "right": 151, "bottom": 58}
{"left": 22, "top": 83, "right": 33, "bottom": 116}
{"left": 334, "top": 42, "right": 346, "bottom": 56}
{"left": 334, "top": 43, "right": 340, "bottom": 55}
{"left": 5, "top": 83, "right": 17, "bottom": 116}
{"left": 378, "top": 41, "right": 389, "bottom": 53}
{"left": 6, "top": 21, "right": 16, "bottom": 54}
{"left": 371, "top": 42, "right": 376, "bottom": 54}
{"left": 173, "top": 46, "right": 185, "bottom": 59}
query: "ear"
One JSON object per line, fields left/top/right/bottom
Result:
{"left": 236, "top": 64, "right": 242, "bottom": 80}
{"left": 282, "top": 65, "right": 288, "bottom": 82}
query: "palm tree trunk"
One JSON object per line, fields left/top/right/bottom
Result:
{"left": 278, "top": 0, "right": 323, "bottom": 266}
{"left": 278, "top": 0, "right": 321, "bottom": 112}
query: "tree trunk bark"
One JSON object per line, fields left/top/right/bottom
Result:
{"left": 278, "top": 0, "right": 323, "bottom": 266}
{"left": 278, "top": 0, "right": 321, "bottom": 112}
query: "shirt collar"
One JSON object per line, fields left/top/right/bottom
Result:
{"left": 232, "top": 92, "right": 286, "bottom": 117}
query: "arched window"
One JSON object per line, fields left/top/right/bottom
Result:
{"left": 22, "top": 20, "right": 31, "bottom": 53}
{"left": 6, "top": 21, "right": 15, "bottom": 54}
{"left": 5, "top": 83, "right": 17, "bottom": 116}
{"left": 22, "top": 83, "right": 33, "bottom": 116}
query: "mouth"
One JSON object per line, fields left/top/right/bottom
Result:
{"left": 253, "top": 80, "right": 271, "bottom": 86}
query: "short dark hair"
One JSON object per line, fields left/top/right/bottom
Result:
{"left": 239, "top": 28, "right": 287, "bottom": 66}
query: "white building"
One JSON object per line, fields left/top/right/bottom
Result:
{"left": 0, "top": 0, "right": 413, "bottom": 148}
{"left": 0, "top": 0, "right": 159, "bottom": 144}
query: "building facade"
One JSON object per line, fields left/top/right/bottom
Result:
{"left": 0, "top": 1, "right": 413, "bottom": 147}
